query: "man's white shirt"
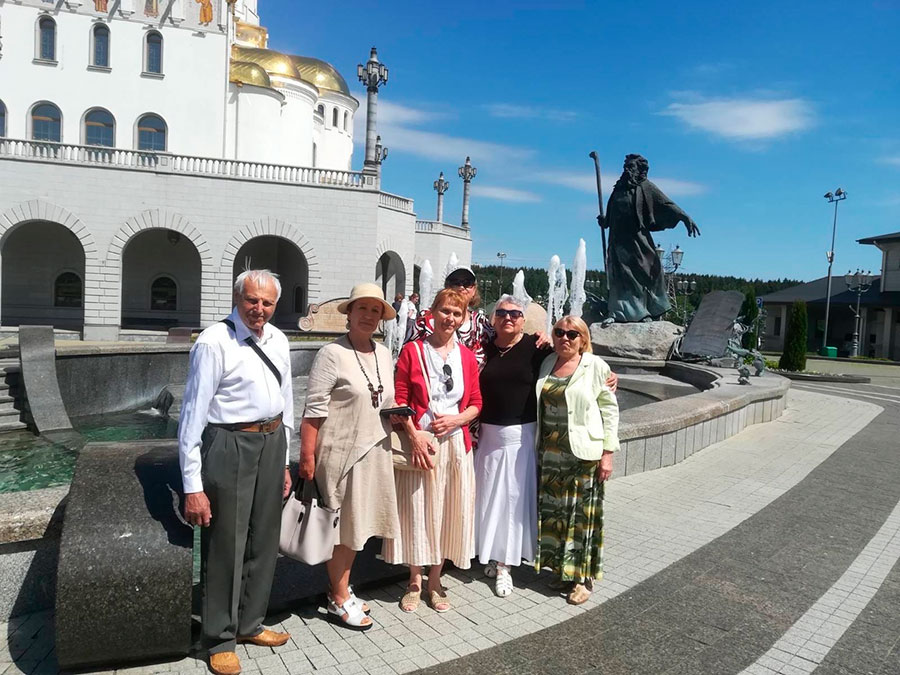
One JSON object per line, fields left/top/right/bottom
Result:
{"left": 177, "top": 309, "right": 294, "bottom": 493}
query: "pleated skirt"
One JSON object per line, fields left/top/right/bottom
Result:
{"left": 381, "top": 433, "right": 475, "bottom": 569}
{"left": 474, "top": 422, "right": 538, "bottom": 566}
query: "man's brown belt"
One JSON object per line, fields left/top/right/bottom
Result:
{"left": 212, "top": 414, "right": 282, "bottom": 434}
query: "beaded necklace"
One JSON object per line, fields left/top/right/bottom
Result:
{"left": 351, "top": 339, "right": 383, "bottom": 408}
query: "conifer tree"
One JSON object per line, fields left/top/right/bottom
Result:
{"left": 778, "top": 300, "right": 808, "bottom": 371}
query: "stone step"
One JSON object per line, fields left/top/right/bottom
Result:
{"left": 0, "top": 395, "right": 19, "bottom": 412}
{"left": 0, "top": 407, "right": 23, "bottom": 420}
{"left": 0, "top": 419, "right": 28, "bottom": 432}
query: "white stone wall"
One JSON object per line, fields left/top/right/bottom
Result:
{"left": 414, "top": 226, "right": 473, "bottom": 281}
{"left": 0, "top": 2, "right": 228, "bottom": 156}
{"left": 0, "top": 156, "right": 468, "bottom": 339}
{"left": 881, "top": 243, "right": 900, "bottom": 293}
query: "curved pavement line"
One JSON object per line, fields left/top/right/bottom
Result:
{"left": 417, "top": 389, "right": 887, "bottom": 675}
{"left": 739, "top": 494, "right": 900, "bottom": 675}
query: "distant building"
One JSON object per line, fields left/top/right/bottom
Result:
{"left": 759, "top": 230, "right": 900, "bottom": 360}
{"left": 0, "top": 0, "right": 471, "bottom": 339}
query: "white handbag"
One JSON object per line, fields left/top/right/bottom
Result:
{"left": 279, "top": 479, "right": 339, "bottom": 565}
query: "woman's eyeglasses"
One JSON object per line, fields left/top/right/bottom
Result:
{"left": 495, "top": 309, "right": 524, "bottom": 319}
{"left": 442, "top": 364, "right": 454, "bottom": 391}
{"left": 553, "top": 328, "right": 581, "bottom": 340}
{"left": 448, "top": 279, "right": 476, "bottom": 289}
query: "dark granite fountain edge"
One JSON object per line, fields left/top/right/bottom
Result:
{"left": 0, "top": 485, "right": 68, "bottom": 544}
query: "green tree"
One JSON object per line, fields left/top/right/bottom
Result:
{"left": 740, "top": 289, "right": 759, "bottom": 349}
{"left": 779, "top": 300, "right": 808, "bottom": 371}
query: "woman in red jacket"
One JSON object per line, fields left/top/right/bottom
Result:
{"left": 383, "top": 288, "right": 482, "bottom": 613}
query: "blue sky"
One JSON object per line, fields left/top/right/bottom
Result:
{"left": 265, "top": 0, "right": 899, "bottom": 281}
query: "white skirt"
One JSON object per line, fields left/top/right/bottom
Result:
{"left": 474, "top": 422, "right": 538, "bottom": 566}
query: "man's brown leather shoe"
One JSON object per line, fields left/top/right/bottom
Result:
{"left": 209, "top": 651, "right": 241, "bottom": 675}
{"left": 237, "top": 628, "right": 291, "bottom": 647}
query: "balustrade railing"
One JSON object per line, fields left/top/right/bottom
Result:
{"left": 378, "top": 191, "right": 415, "bottom": 213}
{"left": 415, "top": 219, "right": 470, "bottom": 237}
{"left": 0, "top": 138, "right": 373, "bottom": 190}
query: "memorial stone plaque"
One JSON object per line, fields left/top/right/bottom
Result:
{"left": 681, "top": 290, "right": 744, "bottom": 358}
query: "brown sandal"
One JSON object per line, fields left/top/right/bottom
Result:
{"left": 567, "top": 583, "right": 592, "bottom": 606}
{"left": 400, "top": 586, "right": 421, "bottom": 613}
{"left": 428, "top": 589, "right": 451, "bottom": 613}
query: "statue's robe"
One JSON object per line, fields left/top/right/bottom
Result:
{"left": 605, "top": 178, "right": 690, "bottom": 322}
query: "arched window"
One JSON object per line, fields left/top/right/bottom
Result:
{"left": 316, "top": 104, "right": 324, "bottom": 117}
{"left": 54, "top": 272, "right": 83, "bottom": 308}
{"left": 332, "top": 108, "right": 338, "bottom": 127}
{"left": 293, "top": 286, "right": 306, "bottom": 313}
{"left": 137, "top": 114, "right": 166, "bottom": 151}
{"left": 0, "top": 101, "right": 6, "bottom": 138}
{"left": 145, "top": 32, "right": 163, "bottom": 74}
{"left": 150, "top": 276, "right": 177, "bottom": 311}
{"left": 84, "top": 108, "right": 115, "bottom": 146}
{"left": 38, "top": 16, "right": 56, "bottom": 61}
{"left": 31, "top": 103, "right": 62, "bottom": 142}
{"left": 312, "top": 142, "right": 317, "bottom": 167}
{"left": 343, "top": 111, "right": 349, "bottom": 131}
{"left": 92, "top": 24, "right": 110, "bottom": 67}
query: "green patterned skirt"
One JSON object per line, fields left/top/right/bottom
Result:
{"left": 534, "top": 444, "right": 604, "bottom": 583}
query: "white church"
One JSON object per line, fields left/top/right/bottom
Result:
{"left": 0, "top": 0, "right": 472, "bottom": 340}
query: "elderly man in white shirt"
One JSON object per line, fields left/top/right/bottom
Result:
{"left": 179, "top": 269, "right": 294, "bottom": 675}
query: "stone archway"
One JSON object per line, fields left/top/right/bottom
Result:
{"left": 107, "top": 209, "right": 214, "bottom": 329}
{"left": 0, "top": 200, "right": 99, "bottom": 331}
{"left": 375, "top": 250, "right": 406, "bottom": 303}
{"left": 231, "top": 236, "right": 309, "bottom": 330}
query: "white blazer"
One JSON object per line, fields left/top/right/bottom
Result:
{"left": 534, "top": 352, "right": 620, "bottom": 460}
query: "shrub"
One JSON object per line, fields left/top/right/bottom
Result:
{"left": 740, "top": 289, "right": 759, "bottom": 350}
{"left": 778, "top": 300, "right": 808, "bottom": 371}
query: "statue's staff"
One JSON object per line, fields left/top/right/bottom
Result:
{"left": 588, "top": 151, "right": 609, "bottom": 290}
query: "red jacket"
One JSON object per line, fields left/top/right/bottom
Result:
{"left": 394, "top": 339, "right": 482, "bottom": 452}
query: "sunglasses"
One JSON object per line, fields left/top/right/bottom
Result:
{"left": 442, "top": 364, "right": 454, "bottom": 391}
{"left": 495, "top": 309, "right": 524, "bottom": 320}
{"left": 447, "top": 278, "right": 476, "bottom": 289}
{"left": 554, "top": 328, "right": 581, "bottom": 340}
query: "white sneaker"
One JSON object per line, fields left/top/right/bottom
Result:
{"left": 484, "top": 560, "right": 497, "bottom": 578}
{"left": 495, "top": 564, "right": 513, "bottom": 597}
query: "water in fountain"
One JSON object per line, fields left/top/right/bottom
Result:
{"left": 396, "top": 297, "right": 412, "bottom": 352}
{"left": 419, "top": 260, "right": 434, "bottom": 311}
{"left": 443, "top": 252, "right": 459, "bottom": 282}
{"left": 546, "top": 255, "right": 569, "bottom": 333}
{"left": 382, "top": 314, "right": 398, "bottom": 356}
{"left": 511, "top": 270, "right": 532, "bottom": 306}
{"left": 569, "top": 238, "right": 587, "bottom": 318}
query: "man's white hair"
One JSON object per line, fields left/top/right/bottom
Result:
{"left": 233, "top": 269, "right": 282, "bottom": 301}
{"left": 493, "top": 294, "right": 528, "bottom": 316}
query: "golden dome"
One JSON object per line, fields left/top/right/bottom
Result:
{"left": 289, "top": 55, "right": 352, "bottom": 97}
{"left": 229, "top": 61, "right": 272, "bottom": 89}
{"left": 232, "top": 45, "right": 304, "bottom": 82}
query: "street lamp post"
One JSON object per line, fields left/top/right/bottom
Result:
{"left": 821, "top": 188, "right": 847, "bottom": 353}
{"left": 433, "top": 172, "right": 449, "bottom": 222}
{"left": 844, "top": 269, "right": 872, "bottom": 358}
{"left": 676, "top": 278, "right": 696, "bottom": 324}
{"left": 357, "top": 47, "right": 388, "bottom": 176}
{"left": 458, "top": 156, "right": 477, "bottom": 229}
{"left": 374, "top": 135, "right": 388, "bottom": 164}
{"left": 496, "top": 251, "right": 507, "bottom": 300}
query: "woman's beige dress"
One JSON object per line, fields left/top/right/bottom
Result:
{"left": 304, "top": 335, "right": 401, "bottom": 551}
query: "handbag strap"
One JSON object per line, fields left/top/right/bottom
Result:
{"left": 222, "top": 319, "right": 283, "bottom": 387}
{"left": 297, "top": 478, "right": 324, "bottom": 503}
{"left": 414, "top": 340, "right": 431, "bottom": 403}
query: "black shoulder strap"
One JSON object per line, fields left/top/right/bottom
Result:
{"left": 221, "top": 319, "right": 283, "bottom": 387}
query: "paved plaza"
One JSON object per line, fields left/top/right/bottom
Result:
{"left": 3, "top": 382, "right": 900, "bottom": 674}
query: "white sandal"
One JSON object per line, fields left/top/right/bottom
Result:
{"left": 495, "top": 564, "right": 513, "bottom": 598}
{"left": 326, "top": 594, "right": 372, "bottom": 631}
{"left": 484, "top": 560, "right": 497, "bottom": 578}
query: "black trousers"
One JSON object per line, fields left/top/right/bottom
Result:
{"left": 199, "top": 423, "right": 285, "bottom": 654}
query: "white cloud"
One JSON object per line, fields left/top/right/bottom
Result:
{"left": 534, "top": 170, "right": 707, "bottom": 197}
{"left": 880, "top": 156, "right": 900, "bottom": 167}
{"left": 354, "top": 101, "right": 534, "bottom": 165}
{"left": 661, "top": 97, "right": 814, "bottom": 140}
{"left": 484, "top": 103, "right": 577, "bottom": 122}
{"left": 471, "top": 185, "right": 542, "bottom": 203}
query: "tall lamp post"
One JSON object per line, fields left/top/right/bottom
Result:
{"left": 845, "top": 269, "right": 872, "bottom": 358}
{"left": 433, "top": 172, "right": 449, "bottom": 222}
{"left": 496, "top": 251, "right": 507, "bottom": 299}
{"left": 458, "top": 156, "right": 477, "bottom": 229}
{"left": 821, "top": 188, "right": 847, "bottom": 354}
{"left": 676, "top": 278, "right": 697, "bottom": 324}
{"left": 358, "top": 47, "right": 388, "bottom": 177}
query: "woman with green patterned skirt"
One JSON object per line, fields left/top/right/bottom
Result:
{"left": 534, "top": 316, "right": 619, "bottom": 605}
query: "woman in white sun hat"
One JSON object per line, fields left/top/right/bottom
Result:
{"left": 299, "top": 282, "right": 401, "bottom": 631}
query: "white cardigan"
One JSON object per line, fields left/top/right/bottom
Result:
{"left": 535, "top": 352, "right": 620, "bottom": 460}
